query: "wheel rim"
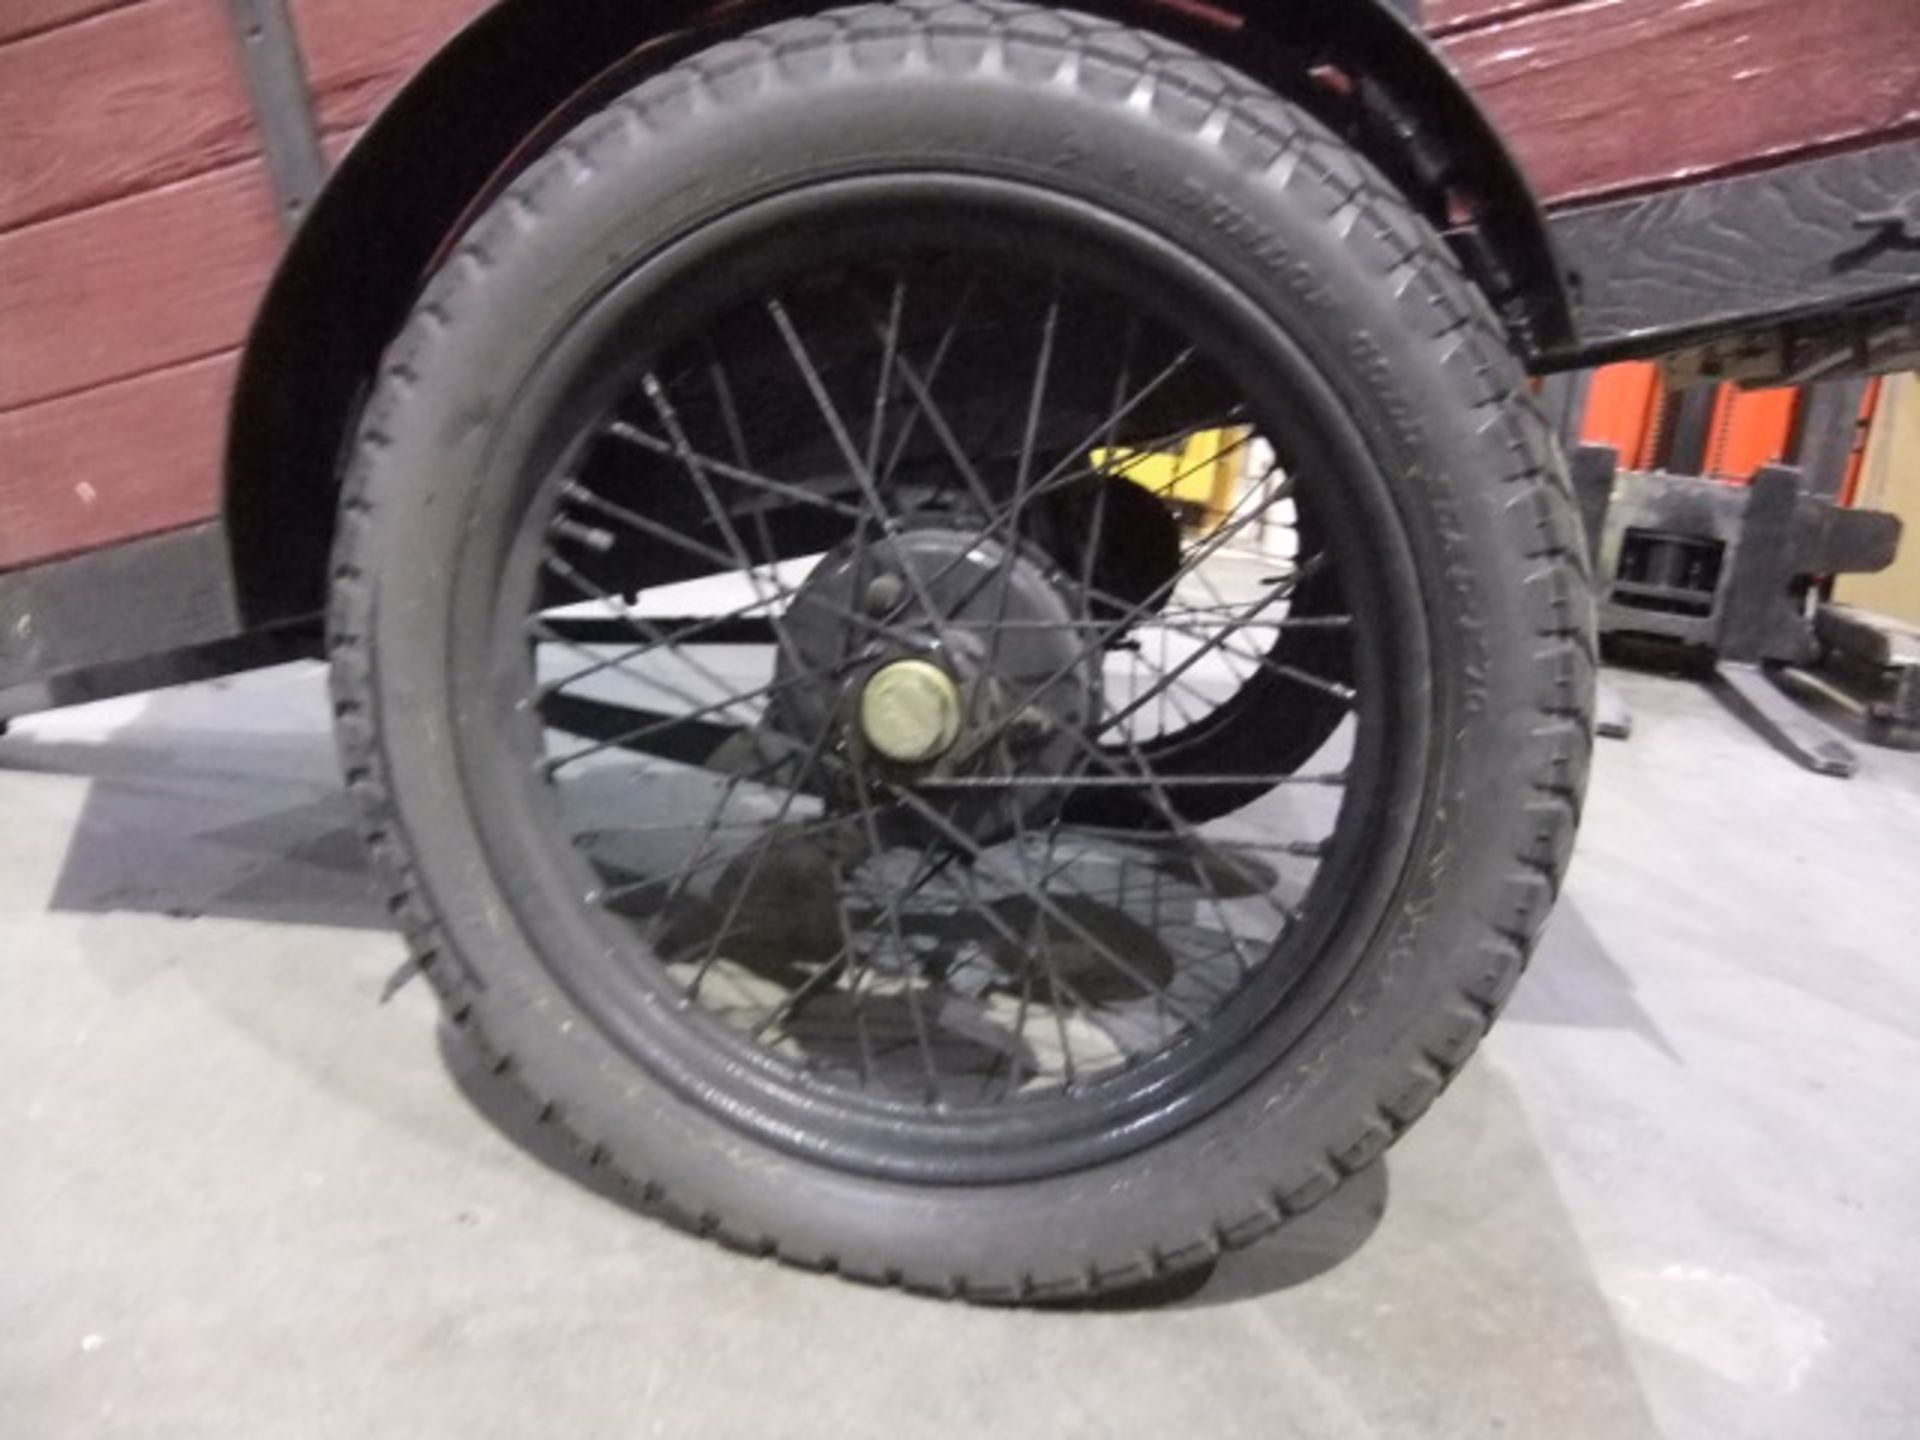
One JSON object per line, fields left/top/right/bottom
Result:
{"left": 449, "top": 176, "right": 1436, "bottom": 1184}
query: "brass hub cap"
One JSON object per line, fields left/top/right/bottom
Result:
{"left": 859, "top": 658, "right": 963, "bottom": 765}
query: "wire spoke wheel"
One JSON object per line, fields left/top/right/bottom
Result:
{"left": 463, "top": 188, "right": 1422, "bottom": 1181}
{"left": 331, "top": 2, "right": 1591, "bottom": 1294}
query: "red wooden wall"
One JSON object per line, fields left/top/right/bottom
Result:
{"left": 0, "top": 1, "right": 274, "bottom": 567}
{"left": 1431, "top": 0, "right": 1920, "bottom": 205}
{"left": 2, "top": 0, "right": 1915, "bottom": 574}
{"left": 0, "top": 0, "right": 485, "bottom": 572}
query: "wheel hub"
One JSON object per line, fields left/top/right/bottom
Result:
{"left": 775, "top": 526, "right": 1099, "bottom": 834}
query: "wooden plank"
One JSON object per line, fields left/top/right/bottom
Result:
{"left": 0, "top": 351, "right": 235, "bottom": 570}
{"left": 322, "top": 125, "right": 366, "bottom": 165}
{"left": 0, "top": 0, "right": 142, "bottom": 46}
{"left": 0, "top": 162, "right": 281, "bottom": 412}
{"left": 0, "top": 0, "right": 258, "bottom": 233}
{"left": 291, "top": 0, "right": 1916, "bottom": 209}
{"left": 1426, "top": 1, "right": 1579, "bottom": 36}
{"left": 1439, "top": 0, "right": 1920, "bottom": 205}
{"left": 294, "top": 0, "right": 492, "bottom": 134}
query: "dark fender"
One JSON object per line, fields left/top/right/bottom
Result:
{"left": 224, "top": 0, "right": 1570, "bottom": 625}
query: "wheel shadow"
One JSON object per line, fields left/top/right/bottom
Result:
{"left": 1504, "top": 898, "right": 1681, "bottom": 1061}
{"left": 8, "top": 669, "right": 1532, "bottom": 1317}
{"left": 5, "top": 671, "right": 389, "bottom": 934}
{"left": 12, "top": 669, "right": 1400, "bottom": 1308}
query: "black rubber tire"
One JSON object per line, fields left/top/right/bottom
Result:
{"left": 328, "top": 0, "right": 1593, "bottom": 1299}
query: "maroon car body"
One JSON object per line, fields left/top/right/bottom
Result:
{"left": 2, "top": 0, "right": 1916, "bottom": 712}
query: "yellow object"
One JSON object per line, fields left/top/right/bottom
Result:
{"left": 1094, "top": 426, "right": 1248, "bottom": 522}
{"left": 860, "top": 659, "right": 963, "bottom": 764}
{"left": 1835, "top": 373, "right": 1920, "bottom": 627}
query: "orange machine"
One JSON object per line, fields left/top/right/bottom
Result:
{"left": 1577, "top": 363, "right": 1880, "bottom": 490}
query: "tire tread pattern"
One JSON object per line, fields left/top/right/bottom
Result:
{"left": 327, "top": 0, "right": 1594, "bottom": 1300}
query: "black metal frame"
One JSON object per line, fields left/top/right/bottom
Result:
{"left": 1542, "top": 137, "right": 1920, "bottom": 378}
{"left": 1792, "top": 605, "right": 1920, "bottom": 748}
{"left": 1788, "top": 379, "right": 1873, "bottom": 502}
{"left": 0, "top": 524, "right": 321, "bottom": 726}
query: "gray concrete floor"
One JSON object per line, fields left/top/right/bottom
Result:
{"left": 3, "top": 664, "right": 1917, "bottom": 1439}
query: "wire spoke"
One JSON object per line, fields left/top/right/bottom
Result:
{"left": 859, "top": 305, "right": 999, "bottom": 521}
{"left": 504, "top": 233, "right": 1385, "bottom": 1128}
{"left": 545, "top": 485, "right": 923, "bottom": 656}
{"left": 882, "top": 784, "right": 1209, "bottom": 1027}
{"left": 875, "top": 272, "right": 983, "bottom": 490}
{"left": 605, "top": 422, "right": 866, "bottom": 522}
{"left": 937, "top": 470, "right": 1305, "bottom": 768}
{"left": 840, "top": 729, "right": 948, "bottom": 1103}
{"left": 679, "top": 716, "right": 848, "bottom": 999}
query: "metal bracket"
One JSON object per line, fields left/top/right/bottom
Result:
{"left": 225, "top": 0, "right": 327, "bottom": 234}
{"left": 1853, "top": 194, "right": 1920, "bottom": 248}
{"left": 1712, "top": 662, "right": 1858, "bottom": 778}
{"left": 0, "top": 523, "right": 249, "bottom": 722}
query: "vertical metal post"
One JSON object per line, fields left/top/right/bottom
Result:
{"left": 1568, "top": 442, "right": 1616, "bottom": 571}
{"left": 225, "top": 0, "right": 328, "bottom": 234}
{"left": 1537, "top": 369, "right": 1594, "bottom": 455}
{"left": 1660, "top": 384, "right": 1719, "bottom": 477}
{"left": 1789, "top": 379, "right": 1870, "bottom": 501}
{"left": 1717, "top": 465, "right": 1803, "bottom": 664}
